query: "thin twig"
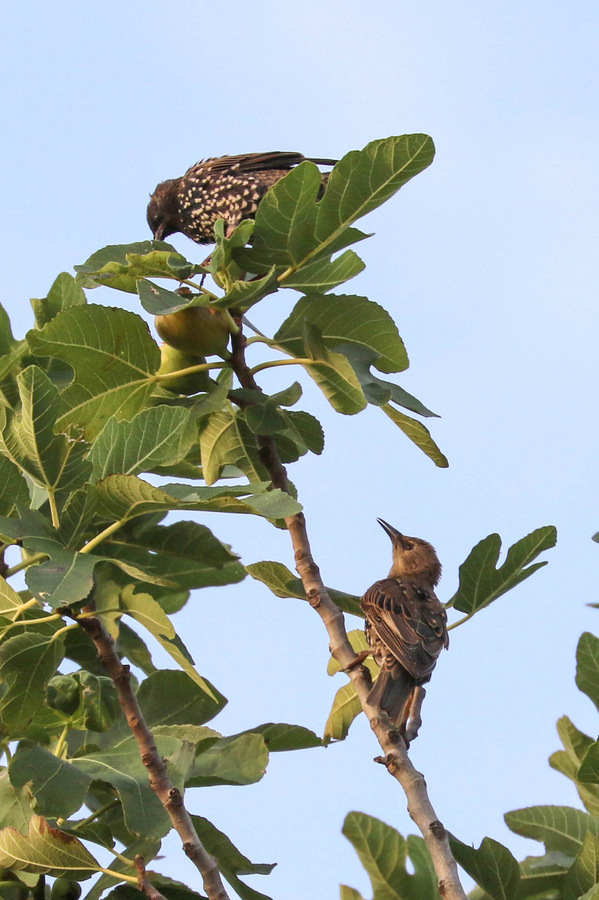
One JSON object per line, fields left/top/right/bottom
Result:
{"left": 135, "top": 855, "right": 175, "bottom": 900}
{"left": 73, "top": 605, "right": 230, "bottom": 900}
{"left": 229, "top": 326, "right": 468, "bottom": 900}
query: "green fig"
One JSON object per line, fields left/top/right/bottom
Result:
{"left": 156, "top": 343, "right": 211, "bottom": 394}
{"left": 155, "top": 306, "right": 230, "bottom": 357}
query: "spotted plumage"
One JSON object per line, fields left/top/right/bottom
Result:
{"left": 361, "top": 520, "right": 448, "bottom": 736}
{"left": 147, "top": 151, "right": 337, "bottom": 245}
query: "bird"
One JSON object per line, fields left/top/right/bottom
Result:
{"left": 360, "top": 519, "right": 448, "bottom": 741}
{"left": 147, "top": 151, "right": 337, "bottom": 245}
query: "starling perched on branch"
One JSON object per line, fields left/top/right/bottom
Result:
{"left": 147, "top": 151, "right": 337, "bottom": 245}
{"left": 361, "top": 519, "right": 448, "bottom": 742}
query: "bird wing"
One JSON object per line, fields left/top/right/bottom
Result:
{"left": 361, "top": 578, "right": 448, "bottom": 680}
{"left": 198, "top": 152, "right": 311, "bottom": 174}
{"left": 193, "top": 152, "right": 337, "bottom": 175}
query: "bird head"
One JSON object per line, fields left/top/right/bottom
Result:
{"left": 147, "top": 179, "right": 181, "bottom": 241}
{"left": 377, "top": 518, "right": 442, "bottom": 586}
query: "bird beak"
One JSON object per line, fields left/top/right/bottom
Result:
{"left": 376, "top": 518, "right": 404, "bottom": 544}
{"left": 153, "top": 225, "right": 165, "bottom": 241}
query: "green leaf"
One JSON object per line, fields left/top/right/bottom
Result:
{"left": 381, "top": 404, "right": 448, "bottom": 466}
{"left": 105, "top": 519, "right": 245, "bottom": 590}
{"left": 9, "top": 747, "right": 92, "bottom": 819}
{"left": 340, "top": 887, "right": 366, "bottom": 900}
{"left": 579, "top": 742, "right": 599, "bottom": 784}
{"left": 274, "top": 293, "right": 408, "bottom": 374}
{"left": 246, "top": 136, "right": 434, "bottom": 272}
{"left": 75, "top": 242, "right": 204, "bottom": 292}
{"left": 340, "top": 344, "right": 436, "bottom": 416}
{"left": 564, "top": 831, "right": 599, "bottom": 900}
{"left": 233, "top": 722, "right": 322, "bottom": 752}
{"left": 200, "top": 405, "right": 267, "bottom": 484}
{"left": 449, "top": 526, "right": 557, "bottom": 616}
{"left": 449, "top": 835, "right": 520, "bottom": 900}
{"left": 342, "top": 811, "right": 438, "bottom": 900}
{"left": 192, "top": 814, "right": 275, "bottom": 882}
{"left": 119, "top": 585, "right": 217, "bottom": 698}
{"left": 213, "top": 267, "right": 280, "bottom": 313}
{"left": 281, "top": 250, "right": 365, "bottom": 292}
{"left": 0, "top": 576, "right": 30, "bottom": 617}
{"left": 136, "top": 669, "right": 227, "bottom": 728}
{"left": 516, "top": 852, "right": 571, "bottom": 900}
{"left": 504, "top": 805, "right": 599, "bottom": 857}
{"left": 246, "top": 560, "right": 363, "bottom": 617}
{"left": 577, "top": 633, "right": 599, "bottom": 712}
{"left": 188, "top": 734, "right": 269, "bottom": 787}
{"left": 31, "top": 273, "right": 87, "bottom": 327}
{"left": 549, "top": 717, "right": 599, "bottom": 814}
{"left": 0, "top": 632, "right": 65, "bottom": 729}
{"left": 27, "top": 305, "right": 161, "bottom": 439}
{"left": 0, "top": 366, "right": 91, "bottom": 496}
{"left": 0, "top": 771, "right": 32, "bottom": 832}
{"left": 88, "top": 406, "right": 197, "bottom": 479}
{"left": 324, "top": 683, "right": 361, "bottom": 745}
{"left": 0, "top": 457, "right": 29, "bottom": 516}
{"left": 315, "top": 134, "right": 435, "bottom": 245}
{"left": 72, "top": 736, "right": 180, "bottom": 839}
{"left": 0, "top": 815, "right": 100, "bottom": 879}
{"left": 296, "top": 321, "right": 367, "bottom": 415}
{"left": 95, "top": 475, "right": 302, "bottom": 525}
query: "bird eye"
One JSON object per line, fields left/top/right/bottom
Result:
{"left": 404, "top": 541, "right": 414, "bottom": 551}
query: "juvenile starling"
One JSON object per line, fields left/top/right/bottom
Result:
{"left": 361, "top": 519, "right": 448, "bottom": 740}
{"left": 147, "top": 151, "right": 337, "bottom": 245}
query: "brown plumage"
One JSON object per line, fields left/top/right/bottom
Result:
{"left": 361, "top": 519, "right": 448, "bottom": 736}
{"left": 147, "top": 151, "right": 337, "bottom": 245}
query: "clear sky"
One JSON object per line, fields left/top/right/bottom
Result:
{"left": 3, "top": 2, "right": 599, "bottom": 897}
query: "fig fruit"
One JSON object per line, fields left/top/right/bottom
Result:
{"left": 157, "top": 343, "right": 211, "bottom": 394}
{"left": 155, "top": 306, "right": 229, "bottom": 357}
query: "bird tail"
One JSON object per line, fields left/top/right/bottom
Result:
{"left": 367, "top": 669, "right": 415, "bottom": 728}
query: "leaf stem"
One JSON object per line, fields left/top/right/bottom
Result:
{"left": 6, "top": 553, "right": 49, "bottom": 578}
{"left": 447, "top": 612, "right": 474, "bottom": 632}
{"left": 48, "top": 491, "right": 60, "bottom": 529}
{"left": 249, "top": 357, "right": 315, "bottom": 376}
{"left": 99, "top": 868, "right": 139, "bottom": 885}
{"left": 53, "top": 724, "right": 70, "bottom": 758}
{"left": 74, "top": 798, "right": 121, "bottom": 829}
{"left": 0, "top": 612, "right": 62, "bottom": 639}
{"left": 154, "top": 360, "right": 227, "bottom": 383}
{"left": 80, "top": 519, "right": 128, "bottom": 554}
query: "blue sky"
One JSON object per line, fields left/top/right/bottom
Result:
{"left": 3, "top": 2, "right": 599, "bottom": 897}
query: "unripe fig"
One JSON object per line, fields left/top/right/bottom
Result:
{"left": 155, "top": 306, "right": 229, "bottom": 357}
{"left": 157, "top": 343, "right": 211, "bottom": 394}
{"left": 51, "top": 879, "right": 82, "bottom": 900}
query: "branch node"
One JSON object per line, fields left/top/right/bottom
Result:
{"left": 307, "top": 588, "right": 321, "bottom": 608}
{"left": 374, "top": 755, "right": 387, "bottom": 765}
{"left": 168, "top": 787, "right": 184, "bottom": 807}
{"left": 429, "top": 819, "right": 447, "bottom": 839}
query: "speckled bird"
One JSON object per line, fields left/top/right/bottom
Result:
{"left": 147, "top": 151, "right": 337, "bottom": 245}
{"left": 361, "top": 519, "right": 448, "bottom": 738}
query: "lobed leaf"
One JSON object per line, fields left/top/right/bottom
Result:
{"left": 342, "top": 811, "right": 438, "bottom": 900}
{"left": 0, "top": 815, "right": 100, "bottom": 879}
{"left": 274, "top": 293, "right": 408, "bottom": 374}
{"left": 449, "top": 835, "right": 520, "bottom": 900}
{"left": 449, "top": 526, "right": 557, "bottom": 616}
{"left": 27, "top": 305, "right": 161, "bottom": 439}
{"left": 504, "top": 805, "right": 599, "bottom": 857}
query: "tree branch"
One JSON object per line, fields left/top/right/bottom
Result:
{"left": 230, "top": 326, "right": 468, "bottom": 900}
{"left": 74, "top": 606, "right": 229, "bottom": 900}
